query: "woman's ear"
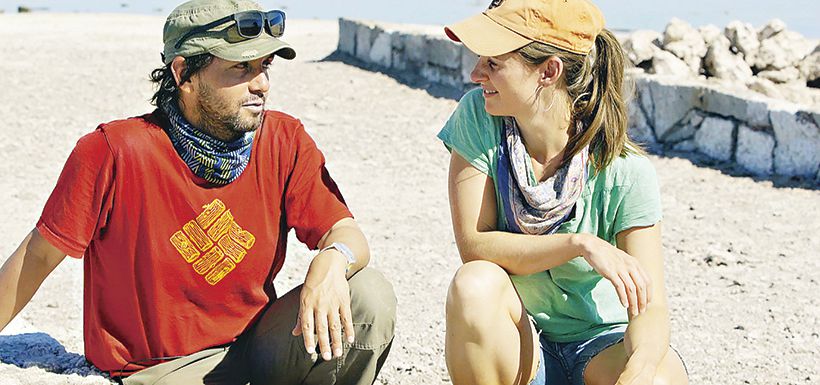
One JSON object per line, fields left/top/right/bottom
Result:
{"left": 538, "top": 56, "right": 564, "bottom": 87}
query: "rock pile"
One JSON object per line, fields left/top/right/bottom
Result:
{"left": 621, "top": 18, "right": 820, "bottom": 106}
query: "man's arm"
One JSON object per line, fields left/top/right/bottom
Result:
{"left": 292, "top": 217, "right": 370, "bottom": 362}
{"left": 0, "top": 229, "right": 67, "bottom": 332}
{"left": 315, "top": 217, "right": 370, "bottom": 278}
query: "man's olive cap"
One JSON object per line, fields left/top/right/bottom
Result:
{"left": 162, "top": 0, "right": 295, "bottom": 65}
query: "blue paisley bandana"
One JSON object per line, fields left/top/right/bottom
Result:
{"left": 161, "top": 101, "right": 255, "bottom": 185}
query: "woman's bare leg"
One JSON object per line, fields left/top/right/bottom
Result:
{"left": 445, "top": 260, "right": 540, "bottom": 385}
{"left": 584, "top": 342, "right": 688, "bottom": 385}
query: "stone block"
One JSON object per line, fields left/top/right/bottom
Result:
{"left": 391, "top": 31, "right": 405, "bottom": 50}
{"left": 660, "top": 109, "right": 703, "bottom": 143}
{"left": 392, "top": 50, "right": 406, "bottom": 71}
{"left": 355, "top": 23, "right": 379, "bottom": 62}
{"left": 337, "top": 19, "right": 357, "bottom": 55}
{"left": 648, "top": 78, "right": 703, "bottom": 139}
{"left": 700, "top": 87, "right": 770, "bottom": 128}
{"left": 695, "top": 116, "right": 735, "bottom": 161}
{"left": 771, "top": 106, "right": 820, "bottom": 177}
{"left": 460, "top": 46, "right": 478, "bottom": 85}
{"left": 736, "top": 125, "right": 774, "bottom": 175}
{"left": 673, "top": 139, "right": 697, "bottom": 152}
{"left": 368, "top": 31, "right": 392, "bottom": 68}
{"left": 627, "top": 99, "right": 656, "bottom": 144}
{"left": 403, "top": 33, "right": 427, "bottom": 64}
{"left": 428, "top": 37, "right": 462, "bottom": 69}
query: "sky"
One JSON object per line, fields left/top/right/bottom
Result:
{"left": 0, "top": 0, "right": 817, "bottom": 37}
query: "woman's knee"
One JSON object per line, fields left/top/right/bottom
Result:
{"left": 447, "top": 260, "right": 513, "bottom": 318}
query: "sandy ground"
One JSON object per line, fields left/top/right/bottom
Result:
{"left": 0, "top": 13, "right": 818, "bottom": 385}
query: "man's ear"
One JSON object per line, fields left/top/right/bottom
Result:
{"left": 170, "top": 56, "right": 194, "bottom": 93}
{"left": 537, "top": 56, "right": 564, "bottom": 87}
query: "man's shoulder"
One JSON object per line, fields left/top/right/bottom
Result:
{"left": 96, "top": 110, "right": 164, "bottom": 136}
{"left": 262, "top": 110, "right": 302, "bottom": 132}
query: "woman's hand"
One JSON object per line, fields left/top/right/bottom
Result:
{"left": 575, "top": 233, "right": 653, "bottom": 316}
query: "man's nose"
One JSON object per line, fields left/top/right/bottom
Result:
{"left": 249, "top": 69, "right": 269, "bottom": 95}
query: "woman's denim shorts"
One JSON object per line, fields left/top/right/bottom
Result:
{"left": 527, "top": 323, "right": 687, "bottom": 385}
{"left": 528, "top": 324, "right": 626, "bottom": 385}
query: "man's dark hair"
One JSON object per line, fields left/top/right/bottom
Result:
{"left": 149, "top": 54, "right": 215, "bottom": 109}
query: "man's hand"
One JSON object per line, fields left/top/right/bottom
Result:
{"left": 291, "top": 250, "right": 355, "bottom": 361}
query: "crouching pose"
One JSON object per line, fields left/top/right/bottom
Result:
{"left": 438, "top": 0, "right": 688, "bottom": 384}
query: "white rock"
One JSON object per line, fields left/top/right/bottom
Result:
{"left": 662, "top": 18, "right": 707, "bottom": 72}
{"left": 799, "top": 50, "right": 820, "bottom": 85}
{"left": 770, "top": 105, "right": 820, "bottom": 176}
{"left": 746, "top": 77, "right": 784, "bottom": 99}
{"left": 758, "top": 19, "right": 787, "bottom": 41}
{"left": 704, "top": 35, "right": 753, "bottom": 82}
{"left": 368, "top": 32, "right": 392, "bottom": 68}
{"left": 699, "top": 25, "right": 722, "bottom": 45}
{"left": 695, "top": 117, "right": 735, "bottom": 161}
{"left": 651, "top": 49, "right": 693, "bottom": 77}
{"left": 622, "top": 30, "right": 662, "bottom": 65}
{"left": 736, "top": 125, "right": 775, "bottom": 175}
{"left": 755, "top": 30, "right": 816, "bottom": 70}
{"left": 724, "top": 21, "right": 760, "bottom": 66}
{"left": 757, "top": 67, "right": 801, "bottom": 84}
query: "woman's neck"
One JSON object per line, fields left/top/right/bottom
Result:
{"left": 514, "top": 92, "right": 573, "bottom": 165}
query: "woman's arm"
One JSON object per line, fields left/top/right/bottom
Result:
{"left": 616, "top": 223, "right": 671, "bottom": 377}
{"left": 448, "top": 152, "right": 651, "bottom": 315}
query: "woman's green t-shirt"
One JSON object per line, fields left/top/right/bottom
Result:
{"left": 437, "top": 88, "right": 663, "bottom": 342}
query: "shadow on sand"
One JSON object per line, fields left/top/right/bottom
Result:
{"left": 0, "top": 332, "right": 103, "bottom": 377}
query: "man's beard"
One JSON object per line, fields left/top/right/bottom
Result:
{"left": 195, "top": 83, "right": 264, "bottom": 140}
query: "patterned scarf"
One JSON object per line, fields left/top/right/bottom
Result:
{"left": 497, "top": 117, "right": 589, "bottom": 235}
{"left": 161, "top": 101, "right": 255, "bottom": 185}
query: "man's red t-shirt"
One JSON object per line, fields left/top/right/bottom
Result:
{"left": 35, "top": 110, "right": 352, "bottom": 375}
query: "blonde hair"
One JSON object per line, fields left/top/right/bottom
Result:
{"left": 517, "top": 29, "right": 644, "bottom": 172}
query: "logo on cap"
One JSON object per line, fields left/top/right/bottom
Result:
{"left": 241, "top": 49, "right": 260, "bottom": 58}
{"left": 488, "top": 0, "right": 504, "bottom": 9}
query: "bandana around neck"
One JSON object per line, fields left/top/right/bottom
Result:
{"left": 161, "top": 101, "right": 255, "bottom": 185}
{"left": 497, "top": 117, "right": 589, "bottom": 235}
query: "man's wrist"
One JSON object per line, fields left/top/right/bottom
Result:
{"left": 314, "top": 249, "right": 348, "bottom": 272}
{"left": 319, "top": 242, "right": 356, "bottom": 273}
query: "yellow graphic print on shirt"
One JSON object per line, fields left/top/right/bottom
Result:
{"left": 169, "top": 199, "right": 256, "bottom": 285}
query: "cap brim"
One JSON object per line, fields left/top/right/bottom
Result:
{"left": 209, "top": 35, "right": 296, "bottom": 62}
{"left": 445, "top": 13, "right": 531, "bottom": 57}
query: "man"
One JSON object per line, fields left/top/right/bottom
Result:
{"left": 0, "top": 1, "right": 396, "bottom": 384}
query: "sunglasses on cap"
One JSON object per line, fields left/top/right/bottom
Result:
{"left": 174, "top": 10, "right": 286, "bottom": 49}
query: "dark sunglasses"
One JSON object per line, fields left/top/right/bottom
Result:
{"left": 174, "top": 10, "right": 286, "bottom": 49}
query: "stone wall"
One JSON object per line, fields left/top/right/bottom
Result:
{"left": 338, "top": 18, "right": 820, "bottom": 180}
{"left": 337, "top": 18, "right": 476, "bottom": 91}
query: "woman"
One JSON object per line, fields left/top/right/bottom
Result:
{"left": 437, "top": 0, "right": 689, "bottom": 384}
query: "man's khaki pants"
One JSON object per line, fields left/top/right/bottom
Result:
{"left": 122, "top": 268, "right": 396, "bottom": 385}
